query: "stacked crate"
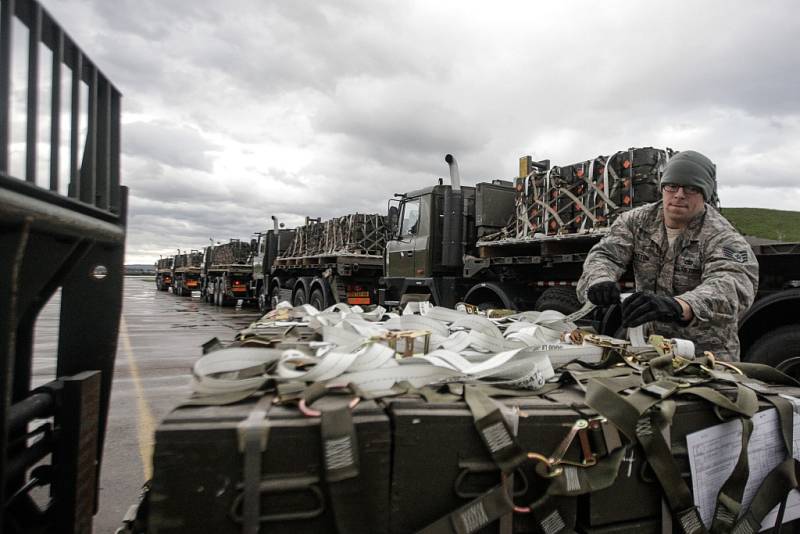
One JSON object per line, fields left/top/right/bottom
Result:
{"left": 174, "top": 251, "right": 203, "bottom": 268}
{"left": 210, "top": 240, "right": 251, "bottom": 265}
{"left": 508, "top": 147, "right": 673, "bottom": 239}
{"left": 282, "top": 214, "right": 388, "bottom": 258}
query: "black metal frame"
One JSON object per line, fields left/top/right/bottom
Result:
{"left": 0, "top": 0, "right": 125, "bottom": 531}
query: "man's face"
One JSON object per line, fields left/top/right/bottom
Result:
{"left": 662, "top": 184, "right": 705, "bottom": 227}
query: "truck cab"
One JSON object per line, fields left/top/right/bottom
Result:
{"left": 252, "top": 221, "right": 296, "bottom": 313}
{"left": 382, "top": 154, "right": 517, "bottom": 309}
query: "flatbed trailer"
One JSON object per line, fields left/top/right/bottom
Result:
{"left": 254, "top": 214, "right": 388, "bottom": 311}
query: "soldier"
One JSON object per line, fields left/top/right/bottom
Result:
{"left": 576, "top": 150, "right": 758, "bottom": 361}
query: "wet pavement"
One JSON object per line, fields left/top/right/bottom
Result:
{"left": 33, "top": 276, "right": 261, "bottom": 533}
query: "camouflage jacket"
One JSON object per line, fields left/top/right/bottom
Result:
{"left": 577, "top": 201, "right": 758, "bottom": 360}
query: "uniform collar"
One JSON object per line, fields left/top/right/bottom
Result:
{"left": 646, "top": 201, "right": 707, "bottom": 250}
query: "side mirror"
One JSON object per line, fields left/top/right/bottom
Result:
{"left": 250, "top": 238, "right": 257, "bottom": 249}
{"left": 388, "top": 205, "right": 399, "bottom": 237}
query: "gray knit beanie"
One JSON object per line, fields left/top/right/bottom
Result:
{"left": 661, "top": 150, "right": 717, "bottom": 202}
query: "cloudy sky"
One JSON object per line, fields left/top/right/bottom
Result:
{"left": 14, "top": 1, "right": 800, "bottom": 262}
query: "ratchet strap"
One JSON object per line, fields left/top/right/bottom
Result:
{"left": 305, "top": 385, "right": 371, "bottom": 534}
{"left": 417, "top": 483, "right": 514, "bottom": 534}
{"left": 236, "top": 394, "right": 274, "bottom": 534}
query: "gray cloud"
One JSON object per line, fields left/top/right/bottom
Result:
{"left": 123, "top": 121, "right": 219, "bottom": 172}
{"left": 38, "top": 0, "right": 800, "bottom": 263}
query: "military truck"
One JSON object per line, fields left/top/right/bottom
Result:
{"left": 380, "top": 151, "right": 800, "bottom": 366}
{"left": 255, "top": 213, "right": 389, "bottom": 312}
{"left": 0, "top": 0, "right": 126, "bottom": 530}
{"left": 154, "top": 257, "right": 173, "bottom": 291}
{"left": 250, "top": 216, "right": 296, "bottom": 313}
{"left": 171, "top": 250, "right": 202, "bottom": 297}
{"left": 200, "top": 239, "right": 255, "bottom": 306}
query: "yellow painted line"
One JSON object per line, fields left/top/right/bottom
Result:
{"left": 119, "top": 316, "right": 155, "bottom": 480}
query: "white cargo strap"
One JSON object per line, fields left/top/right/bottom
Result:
{"left": 190, "top": 300, "right": 604, "bottom": 401}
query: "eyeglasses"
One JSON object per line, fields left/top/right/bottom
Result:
{"left": 662, "top": 183, "right": 702, "bottom": 195}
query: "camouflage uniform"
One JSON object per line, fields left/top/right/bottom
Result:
{"left": 577, "top": 201, "right": 758, "bottom": 361}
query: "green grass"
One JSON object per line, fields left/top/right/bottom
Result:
{"left": 721, "top": 208, "right": 800, "bottom": 242}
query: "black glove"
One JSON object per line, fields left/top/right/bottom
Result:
{"left": 621, "top": 292, "right": 683, "bottom": 328}
{"left": 586, "top": 281, "right": 621, "bottom": 306}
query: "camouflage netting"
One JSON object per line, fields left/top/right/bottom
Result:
{"left": 488, "top": 147, "right": 674, "bottom": 241}
{"left": 174, "top": 251, "right": 203, "bottom": 268}
{"left": 281, "top": 214, "right": 388, "bottom": 258}
{"left": 210, "top": 239, "right": 251, "bottom": 265}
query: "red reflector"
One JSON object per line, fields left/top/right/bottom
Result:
{"left": 622, "top": 160, "right": 631, "bottom": 169}
{"left": 232, "top": 287, "right": 246, "bottom": 292}
{"left": 234, "top": 280, "right": 240, "bottom": 285}
{"left": 576, "top": 168, "right": 584, "bottom": 178}
{"left": 347, "top": 297, "right": 371, "bottom": 305}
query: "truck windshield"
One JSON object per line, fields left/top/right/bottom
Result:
{"left": 400, "top": 199, "right": 421, "bottom": 237}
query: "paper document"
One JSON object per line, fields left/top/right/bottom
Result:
{"left": 686, "top": 396, "right": 800, "bottom": 531}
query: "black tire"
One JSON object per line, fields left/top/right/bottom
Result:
{"left": 293, "top": 286, "right": 307, "bottom": 307}
{"left": 534, "top": 287, "right": 581, "bottom": 315}
{"left": 744, "top": 324, "right": 800, "bottom": 373}
{"left": 270, "top": 285, "right": 282, "bottom": 310}
{"left": 310, "top": 288, "right": 326, "bottom": 311}
{"left": 258, "top": 285, "right": 269, "bottom": 314}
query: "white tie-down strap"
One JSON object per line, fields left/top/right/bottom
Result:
{"left": 433, "top": 347, "right": 557, "bottom": 390}
{"left": 424, "top": 306, "right": 478, "bottom": 323}
{"left": 192, "top": 300, "right": 606, "bottom": 398}
{"left": 275, "top": 342, "right": 399, "bottom": 383}
{"left": 450, "top": 315, "right": 504, "bottom": 339}
{"left": 191, "top": 347, "right": 283, "bottom": 396}
{"left": 329, "top": 361, "right": 462, "bottom": 391}
{"left": 504, "top": 322, "right": 563, "bottom": 347}
{"left": 338, "top": 316, "right": 389, "bottom": 338}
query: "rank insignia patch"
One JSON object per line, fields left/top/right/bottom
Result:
{"left": 722, "top": 246, "right": 748, "bottom": 263}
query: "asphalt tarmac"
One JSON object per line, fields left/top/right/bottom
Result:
{"left": 32, "top": 276, "right": 262, "bottom": 533}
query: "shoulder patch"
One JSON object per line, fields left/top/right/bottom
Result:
{"left": 722, "top": 246, "right": 748, "bottom": 263}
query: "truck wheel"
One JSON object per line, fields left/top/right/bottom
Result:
{"left": 270, "top": 285, "right": 282, "bottom": 310}
{"left": 310, "top": 288, "right": 326, "bottom": 311}
{"left": 534, "top": 287, "right": 581, "bottom": 315}
{"left": 744, "top": 324, "right": 800, "bottom": 372}
{"left": 258, "top": 286, "right": 269, "bottom": 314}
{"left": 293, "top": 287, "right": 307, "bottom": 306}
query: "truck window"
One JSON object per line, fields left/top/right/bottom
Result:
{"left": 400, "top": 199, "right": 421, "bottom": 236}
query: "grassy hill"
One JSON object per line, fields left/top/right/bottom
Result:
{"left": 721, "top": 208, "right": 800, "bottom": 242}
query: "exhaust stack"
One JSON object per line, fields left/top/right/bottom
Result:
{"left": 271, "top": 215, "right": 279, "bottom": 232}
{"left": 445, "top": 154, "right": 461, "bottom": 191}
{"left": 442, "top": 154, "right": 464, "bottom": 267}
